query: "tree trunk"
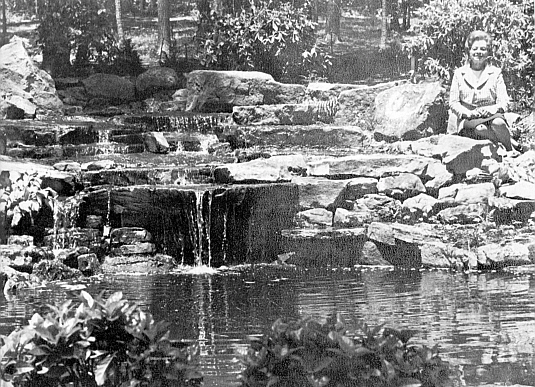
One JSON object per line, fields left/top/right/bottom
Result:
{"left": 380, "top": 0, "right": 387, "bottom": 49}
{"left": 157, "top": 0, "right": 171, "bottom": 62}
{"left": 402, "top": 0, "right": 410, "bottom": 30}
{"left": 115, "top": 0, "right": 125, "bottom": 44}
{"left": 2, "top": 0, "right": 6, "bottom": 37}
{"left": 390, "top": 0, "right": 400, "bottom": 31}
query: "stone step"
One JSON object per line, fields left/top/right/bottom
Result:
{"left": 222, "top": 125, "right": 372, "bottom": 150}
{"left": 81, "top": 165, "right": 216, "bottom": 186}
{"left": 113, "top": 112, "right": 233, "bottom": 132}
{"left": 6, "top": 143, "right": 146, "bottom": 159}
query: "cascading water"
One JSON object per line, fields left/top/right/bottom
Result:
{"left": 49, "top": 193, "right": 82, "bottom": 250}
{"left": 185, "top": 189, "right": 215, "bottom": 269}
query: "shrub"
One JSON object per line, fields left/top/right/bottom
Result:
{"left": 0, "top": 171, "right": 57, "bottom": 242}
{"left": 0, "top": 291, "right": 202, "bottom": 387}
{"left": 37, "top": 0, "right": 118, "bottom": 77}
{"left": 403, "top": 0, "right": 534, "bottom": 110}
{"left": 240, "top": 313, "right": 452, "bottom": 387}
{"left": 195, "top": 0, "right": 331, "bottom": 82}
{"left": 105, "top": 38, "right": 145, "bottom": 76}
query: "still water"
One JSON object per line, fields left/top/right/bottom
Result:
{"left": 2, "top": 265, "right": 535, "bottom": 386}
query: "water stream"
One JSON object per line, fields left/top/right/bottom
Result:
{"left": 2, "top": 267, "right": 535, "bottom": 387}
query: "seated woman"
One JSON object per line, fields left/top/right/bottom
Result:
{"left": 448, "top": 30, "right": 517, "bottom": 152}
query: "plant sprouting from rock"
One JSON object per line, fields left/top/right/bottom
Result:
{"left": 0, "top": 171, "right": 57, "bottom": 229}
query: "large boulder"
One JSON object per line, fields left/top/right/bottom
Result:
{"left": 477, "top": 242, "right": 534, "bottom": 268}
{"left": 499, "top": 181, "right": 535, "bottom": 200}
{"left": 438, "top": 182, "right": 495, "bottom": 205}
{"left": 436, "top": 203, "right": 487, "bottom": 224}
{"left": 136, "top": 67, "right": 179, "bottom": 96}
{"left": 213, "top": 155, "right": 307, "bottom": 184}
{"left": 334, "top": 81, "right": 397, "bottom": 126}
{"left": 377, "top": 173, "right": 426, "bottom": 200}
{"left": 143, "top": 132, "right": 170, "bottom": 154}
{"left": 373, "top": 81, "right": 447, "bottom": 142}
{"left": 291, "top": 176, "right": 352, "bottom": 210}
{"left": 185, "top": 70, "right": 306, "bottom": 112}
{"left": 82, "top": 73, "right": 136, "bottom": 102}
{"left": 436, "top": 135, "right": 499, "bottom": 175}
{"left": 0, "top": 38, "right": 63, "bottom": 116}
{"left": 400, "top": 193, "right": 439, "bottom": 222}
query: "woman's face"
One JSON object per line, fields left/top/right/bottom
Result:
{"left": 469, "top": 39, "right": 489, "bottom": 69}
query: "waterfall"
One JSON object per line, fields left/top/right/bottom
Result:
{"left": 188, "top": 190, "right": 214, "bottom": 268}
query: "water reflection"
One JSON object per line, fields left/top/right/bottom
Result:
{"left": 2, "top": 268, "right": 535, "bottom": 386}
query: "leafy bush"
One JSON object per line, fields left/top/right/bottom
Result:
{"left": 403, "top": 0, "right": 534, "bottom": 109}
{"left": 0, "top": 291, "right": 202, "bottom": 387}
{"left": 195, "top": 1, "right": 331, "bottom": 82}
{"left": 0, "top": 172, "right": 56, "bottom": 232}
{"left": 105, "top": 38, "right": 145, "bottom": 76}
{"left": 240, "top": 313, "right": 452, "bottom": 387}
{"left": 37, "top": 0, "right": 119, "bottom": 76}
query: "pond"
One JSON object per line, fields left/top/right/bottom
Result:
{"left": 2, "top": 265, "right": 535, "bottom": 387}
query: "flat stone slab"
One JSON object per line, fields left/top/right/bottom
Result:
{"left": 100, "top": 253, "right": 175, "bottom": 274}
{"left": 366, "top": 221, "right": 442, "bottom": 246}
{"left": 81, "top": 166, "right": 217, "bottom": 186}
{"left": 291, "top": 176, "right": 352, "bottom": 210}
{"left": 280, "top": 227, "right": 367, "bottom": 267}
{"left": 225, "top": 125, "right": 371, "bottom": 150}
{"left": 213, "top": 155, "right": 307, "bottom": 184}
{"left": 306, "top": 154, "right": 434, "bottom": 179}
{"left": 232, "top": 103, "right": 335, "bottom": 125}
{"left": 477, "top": 241, "right": 535, "bottom": 268}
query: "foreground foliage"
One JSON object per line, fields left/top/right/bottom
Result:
{"left": 404, "top": 0, "right": 534, "bottom": 109}
{"left": 0, "top": 291, "right": 202, "bottom": 387}
{"left": 195, "top": 0, "right": 331, "bottom": 82}
{"left": 240, "top": 314, "right": 452, "bottom": 387}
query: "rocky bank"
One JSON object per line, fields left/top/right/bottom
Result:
{"left": 1, "top": 36, "right": 535, "bottom": 290}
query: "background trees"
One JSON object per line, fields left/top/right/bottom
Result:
{"left": 0, "top": 0, "right": 532, "bottom": 109}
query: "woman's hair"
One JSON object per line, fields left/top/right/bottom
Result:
{"left": 465, "top": 30, "right": 493, "bottom": 53}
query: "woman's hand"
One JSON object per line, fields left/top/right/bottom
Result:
{"left": 463, "top": 110, "right": 481, "bottom": 119}
{"left": 474, "top": 106, "right": 498, "bottom": 118}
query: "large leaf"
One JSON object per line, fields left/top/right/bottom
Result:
{"left": 95, "top": 354, "right": 114, "bottom": 386}
{"left": 80, "top": 291, "right": 95, "bottom": 308}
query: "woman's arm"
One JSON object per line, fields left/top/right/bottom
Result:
{"left": 494, "top": 72, "right": 510, "bottom": 112}
{"left": 449, "top": 70, "right": 475, "bottom": 118}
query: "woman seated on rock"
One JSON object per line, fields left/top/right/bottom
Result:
{"left": 448, "top": 30, "right": 518, "bottom": 153}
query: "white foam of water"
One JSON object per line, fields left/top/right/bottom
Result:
{"left": 183, "top": 264, "right": 218, "bottom": 275}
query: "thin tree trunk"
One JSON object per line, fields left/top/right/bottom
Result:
{"left": 157, "top": 0, "right": 171, "bottom": 62}
{"left": 115, "top": 0, "right": 125, "bottom": 44}
{"left": 380, "top": 0, "right": 387, "bottom": 49}
{"left": 2, "top": 0, "right": 7, "bottom": 37}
